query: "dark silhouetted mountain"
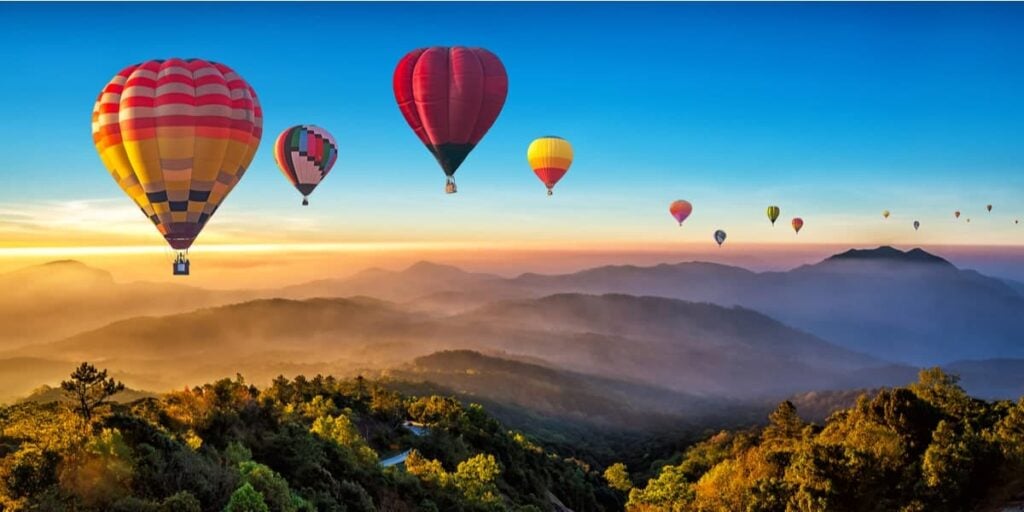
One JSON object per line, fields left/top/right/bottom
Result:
{"left": 823, "top": 246, "right": 954, "bottom": 266}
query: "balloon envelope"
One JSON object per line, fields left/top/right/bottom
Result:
{"left": 669, "top": 200, "right": 693, "bottom": 225}
{"left": 527, "top": 136, "right": 573, "bottom": 195}
{"left": 714, "top": 229, "right": 727, "bottom": 246}
{"left": 955, "top": 211, "right": 960, "bottom": 219}
{"left": 91, "top": 58, "right": 262, "bottom": 251}
{"left": 987, "top": 204, "right": 993, "bottom": 212}
{"left": 393, "top": 46, "right": 508, "bottom": 192}
{"left": 914, "top": 221, "right": 921, "bottom": 230}
{"left": 766, "top": 206, "right": 780, "bottom": 225}
{"left": 791, "top": 217, "right": 804, "bottom": 234}
{"left": 883, "top": 210, "right": 890, "bottom": 219}
{"left": 274, "top": 125, "right": 338, "bottom": 205}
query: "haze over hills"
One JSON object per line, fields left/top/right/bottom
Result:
{"left": 273, "top": 246, "right": 1024, "bottom": 365}
{"left": 4, "top": 292, "right": 882, "bottom": 401}
{"left": 5, "top": 246, "right": 1024, "bottom": 415}
{"left": 0, "top": 260, "right": 260, "bottom": 350}
{"left": 501, "top": 246, "right": 1024, "bottom": 364}
{"left": 383, "top": 349, "right": 745, "bottom": 429}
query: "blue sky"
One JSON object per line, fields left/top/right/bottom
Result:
{"left": 1, "top": 1, "right": 1023, "bottom": 256}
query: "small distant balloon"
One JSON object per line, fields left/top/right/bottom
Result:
{"left": 714, "top": 229, "right": 727, "bottom": 247}
{"left": 669, "top": 200, "right": 693, "bottom": 226}
{"left": 882, "top": 210, "right": 890, "bottom": 219}
{"left": 914, "top": 220, "right": 921, "bottom": 231}
{"left": 987, "top": 204, "right": 993, "bottom": 212}
{"left": 791, "top": 217, "right": 804, "bottom": 234}
{"left": 766, "top": 206, "right": 780, "bottom": 226}
{"left": 273, "top": 125, "right": 339, "bottom": 206}
{"left": 954, "top": 211, "right": 961, "bottom": 219}
{"left": 527, "top": 136, "right": 573, "bottom": 196}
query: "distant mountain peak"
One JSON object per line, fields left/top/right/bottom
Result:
{"left": 405, "top": 260, "right": 466, "bottom": 274}
{"left": 42, "top": 259, "right": 89, "bottom": 267}
{"left": 4, "top": 259, "right": 114, "bottom": 283}
{"left": 823, "top": 246, "right": 953, "bottom": 267}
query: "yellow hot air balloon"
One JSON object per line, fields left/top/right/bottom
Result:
{"left": 882, "top": 210, "right": 890, "bottom": 219}
{"left": 766, "top": 206, "right": 780, "bottom": 226}
{"left": 527, "top": 136, "right": 573, "bottom": 195}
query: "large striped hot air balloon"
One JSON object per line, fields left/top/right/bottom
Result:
{"left": 393, "top": 46, "right": 508, "bottom": 194}
{"left": 274, "top": 125, "right": 338, "bottom": 205}
{"left": 91, "top": 58, "right": 262, "bottom": 275}
{"left": 527, "top": 136, "right": 573, "bottom": 195}
{"left": 766, "top": 206, "right": 780, "bottom": 226}
{"left": 669, "top": 200, "right": 693, "bottom": 226}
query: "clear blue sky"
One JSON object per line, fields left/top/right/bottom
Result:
{"left": 1, "top": 2, "right": 1023, "bottom": 251}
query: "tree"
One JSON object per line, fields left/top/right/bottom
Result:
{"left": 910, "top": 367, "right": 972, "bottom": 419}
{"left": 159, "top": 491, "right": 202, "bottom": 512}
{"left": 764, "top": 400, "right": 804, "bottom": 443}
{"left": 224, "top": 482, "right": 269, "bottom": 512}
{"left": 604, "top": 462, "right": 632, "bottom": 492}
{"left": 310, "top": 413, "right": 378, "bottom": 467}
{"left": 60, "top": 362, "right": 125, "bottom": 423}
{"left": 453, "top": 454, "right": 502, "bottom": 506}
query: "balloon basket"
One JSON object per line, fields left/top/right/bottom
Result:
{"left": 445, "top": 177, "right": 457, "bottom": 194}
{"left": 302, "top": 197, "right": 309, "bottom": 206}
{"left": 172, "top": 251, "right": 190, "bottom": 276}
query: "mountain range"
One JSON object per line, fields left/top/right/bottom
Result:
{"left": 3, "top": 246, "right": 1024, "bottom": 421}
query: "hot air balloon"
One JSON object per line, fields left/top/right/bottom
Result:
{"left": 393, "top": 46, "right": 508, "bottom": 194}
{"left": 914, "top": 220, "right": 921, "bottom": 231}
{"left": 669, "top": 200, "right": 693, "bottom": 226}
{"left": 954, "top": 211, "right": 961, "bottom": 219}
{"left": 791, "top": 217, "right": 804, "bottom": 234}
{"left": 527, "top": 136, "right": 573, "bottom": 195}
{"left": 92, "top": 58, "right": 262, "bottom": 276}
{"left": 967, "top": 218, "right": 971, "bottom": 223}
{"left": 766, "top": 206, "right": 780, "bottom": 226}
{"left": 988, "top": 204, "right": 993, "bottom": 212}
{"left": 714, "top": 229, "right": 727, "bottom": 247}
{"left": 883, "top": 210, "right": 890, "bottom": 219}
{"left": 273, "top": 125, "right": 338, "bottom": 206}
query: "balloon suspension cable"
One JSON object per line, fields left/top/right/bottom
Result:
{"left": 302, "top": 196, "right": 309, "bottom": 206}
{"left": 445, "top": 176, "right": 457, "bottom": 194}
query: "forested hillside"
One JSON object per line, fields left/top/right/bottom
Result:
{"left": 0, "top": 365, "right": 615, "bottom": 511}
{"left": 622, "top": 369, "right": 1024, "bottom": 511}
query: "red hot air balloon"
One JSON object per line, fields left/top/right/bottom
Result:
{"left": 393, "top": 47, "right": 508, "bottom": 194}
{"left": 791, "top": 217, "right": 804, "bottom": 234}
{"left": 669, "top": 200, "right": 693, "bottom": 226}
